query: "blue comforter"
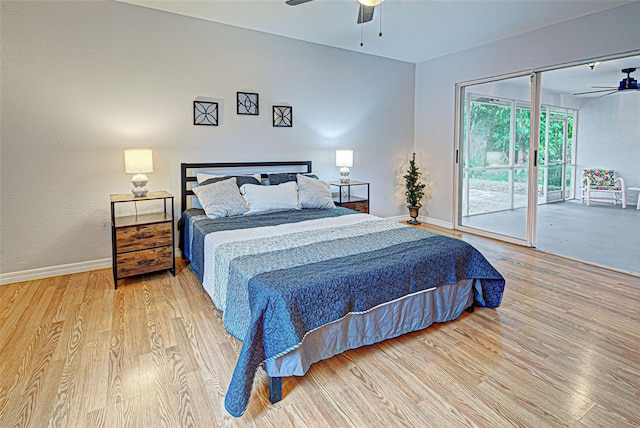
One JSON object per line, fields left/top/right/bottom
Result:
{"left": 183, "top": 207, "right": 358, "bottom": 280}
{"left": 181, "top": 209, "right": 505, "bottom": 417}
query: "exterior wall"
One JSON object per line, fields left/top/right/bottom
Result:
{"left": 576, "top": 94, "right": 640, "bottom": 204}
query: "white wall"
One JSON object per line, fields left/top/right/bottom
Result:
{"left": 0, "top": 1, "right": 415, "bottom": 276}
{"left": 577, "top": 94, "right": 640, "bottom": 204}
{"left": 414, "top": 2, "right": 640, "bottom": 225}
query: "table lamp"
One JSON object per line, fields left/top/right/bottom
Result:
{"left": 336, "top": 149, "right": 353, "bottom": 183}
{"left": 124, "top": 149, "right": 153, "bottom": 197}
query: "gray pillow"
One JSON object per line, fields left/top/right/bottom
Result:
{"left": 192, "top": 176, "right": 260, "bottom": 209}
{"left": 192, "top": 177, "right": 249, "bottom": 218}
{"left": 267, "top": 173, "right": 318, "bottom": 185}
{"left": 201, "top": 175, "right": 261, "bottom": 187}
{"left": 297, "top": 174, "right": 335, "bottom": 209}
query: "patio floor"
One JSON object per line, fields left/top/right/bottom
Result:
{"left": 462, "top": 198, "right": 640, "bottom": 276}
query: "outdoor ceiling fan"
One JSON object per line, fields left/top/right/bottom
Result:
{"left": 285, "top": 0, "right": 383, "bottom": 24}
{"left": 573, "top": 68, "right": 640, "bottom": 96}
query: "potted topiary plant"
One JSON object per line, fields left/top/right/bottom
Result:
{"left": 404, "top": 153, "right": 426, "bottom": 225}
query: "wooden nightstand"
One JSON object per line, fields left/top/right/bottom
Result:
{"left": 329, "top": 181, "right": 370, "bottom": 214}
{"left": 110, "top": 191, "right": 175, "bottom": 288}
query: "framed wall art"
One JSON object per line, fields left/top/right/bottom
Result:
{"left": 273, "top": 105, "right": 292, "bottom": 128}
{"left": 237, "top": 92, "right": 259, "bottom": 115}
{"left": 193, "top": 100, "right": 218, "bottom": 126}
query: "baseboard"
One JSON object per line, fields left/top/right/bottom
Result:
{"left": 0, "top": 258, "right": 112, "bottom": 285}
{"left": 0, "top": 248, "right": 183, "bottom": 286}
{"left": 386, "top": 215, "right": 454, "bottom": 229}
{"left": 421, "top": 216, "right": 454, "bottom": 229}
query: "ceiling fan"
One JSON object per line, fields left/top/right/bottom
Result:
{"left": 285, "top": 0, "right": 383, "bottom": 24}
{"left": 573, "top": 68, "right": 640, "bottom": 96}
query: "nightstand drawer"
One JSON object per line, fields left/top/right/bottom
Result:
{"left": 115, "top": 222, "right": 172, "bottom": 253}
{"left": 341, "top": 201, "right": 369, "bottom": 214}
{"left": 116, "top": 246, "right": 173, "bottom": 278}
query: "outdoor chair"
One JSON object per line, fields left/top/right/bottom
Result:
{"left": 581, "top": 168, "right": 626, "bottom": 208}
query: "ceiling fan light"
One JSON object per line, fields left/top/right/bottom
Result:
{"left": 358, "top": 0, "right": 383, "bottom": 6}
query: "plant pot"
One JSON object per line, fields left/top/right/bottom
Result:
{"left": 407, "top": 205, "right": 421, "bottom": 225}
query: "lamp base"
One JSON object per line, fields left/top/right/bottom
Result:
{"left": 131, "top": 174, "right": 149, "bottom": 197}
{"left": 339, "top": 167, "right": 351, "bottom": 183}
{"left": 131, "top": 187, "right": 148, "bottom": 197}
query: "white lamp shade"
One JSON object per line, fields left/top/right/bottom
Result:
{"left": 335, "top": 150, "right": 354, "bottom": 168}
{"left": 124, "top": 149, "right": 153, "bottom": 174}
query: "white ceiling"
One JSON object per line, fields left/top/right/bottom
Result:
{"left": 542, "top": 55, "right": 640, "bottom": 97}
{"left": 119, "top": 0, "right": 639, "bottom": 96}
{"left": 119, "top": 0, "right": 635, "bottom": 64}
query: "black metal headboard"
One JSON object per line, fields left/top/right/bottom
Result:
{"left": 180, "top": 161, "right": 312, "bottom": 213}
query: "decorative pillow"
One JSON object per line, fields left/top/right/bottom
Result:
{"left": 297, "top": 174, "right": 335, "bottom": 209}
{"left": 192, "top": 175, "right": 261, "bottom": 208}
{"left": 192, "top": 177, "right": 249, "bottom": 219}
{"left": 583, "top": 169, "right": 615, "bottom": 187}
{"left": 196, "top": 172, "right": 262, "bottom": 184}
{"left": 191, "top": 183, "right": 203, "bottom": 209}
{"left": 267, "top": 173, "right": 319, "bottom": 185}
{"left": 240, "top": 181, "right": 299, "bottom": 214}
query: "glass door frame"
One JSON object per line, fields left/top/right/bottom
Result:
{"left": 454, "top": 71, "right": 541, "bottom": 247}
{"left": 538, "top": 106, "right": 578, "bottom": 204}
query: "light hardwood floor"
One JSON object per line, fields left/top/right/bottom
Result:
{"left": 1, "top": 225, "right": 638, "bottom": 427}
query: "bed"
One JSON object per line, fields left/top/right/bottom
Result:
{"left": 178, "top": 161, "right": 505, "bottom": 417}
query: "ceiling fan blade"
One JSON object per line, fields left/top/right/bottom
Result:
{"left": 573, "top": 88, "right": 620, "bottom": 95}
{"left": 357, "top": 5, "right": 375, "bottom": 24}
{"left": 598, "top": 90, "right": 619, "bottom": 97}
{"left": 285, "top": 0, "right": 314, "bottom": 5}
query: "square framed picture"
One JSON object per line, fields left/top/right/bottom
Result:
{"left": 237, "top": 92, "right": 259, "bottom": 115}
{"left": 193, "top": 101, "right": 218, "bottom": 126}
{"left": 273, "top": 105, "right": 292, "bottom": 127}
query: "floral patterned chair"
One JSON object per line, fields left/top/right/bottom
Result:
{"left": 581, "top": 169, "right": 626, "bottom": 208}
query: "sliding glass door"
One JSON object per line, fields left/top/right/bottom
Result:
{"left": 455, "top": 52, "right": 639, "bottom": 274}
{"left": 456, "top": 71, "right": 582, "bottom": 246}
{"left": 457, "top": 74, "right": 537, "bottom": 243}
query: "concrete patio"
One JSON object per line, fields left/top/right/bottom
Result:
{"left": 462, "top": 195, "right": 639, "bottom": 276}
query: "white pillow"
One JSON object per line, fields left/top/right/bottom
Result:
{"left": 240, "top": 181, "right": 299, "bottom": 214}
{"left": 191, "top": 183, "right": 203, "bottom": 209}
{"left": 196, "top": 172, "right": 262, "bottom": 184}
{"left": 297, "top": 174, "right": 335, "bottom": 209}
{"left": 192, "top": 177, "right": 248, "bottom": 219}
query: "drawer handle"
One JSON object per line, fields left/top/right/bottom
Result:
{"left": 137, "top": 259, "right": 154, "bottom": 266}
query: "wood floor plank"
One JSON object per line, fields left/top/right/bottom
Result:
{"left": 106, "top": 287, "right": 126, "bottom": 406}
{"left": 1, "top": 225, "right": 638, "bottom": 427}
{"left": 0, "top": 281, "right": 55, "bottom": 368}
{"left": 48, "top": 271, "right": 98, "bottom": 427}
{"left": 79, "top": 331, "right": 110, "bottom": 417}
{"left": 4, "top": 322, "right": 64, "bottom": 428}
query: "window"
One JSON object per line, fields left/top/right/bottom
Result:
{"left": 461, "top": 92, "right": 577, "bottom": 218}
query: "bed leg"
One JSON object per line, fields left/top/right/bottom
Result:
{"left": 269, "top": 377, "right": 282, "bottom": 404}
{"left": 466, "top": 304, "right": 475, "bottom": 313}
